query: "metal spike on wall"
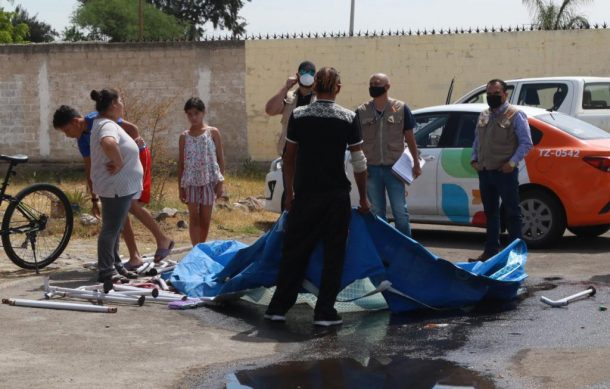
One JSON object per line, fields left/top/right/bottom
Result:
{"left": 138, "top": 22, "right": 610, "bottom": 43}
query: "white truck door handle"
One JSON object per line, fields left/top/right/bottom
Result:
{"left": 422, "top": 155, "right": 436, "bottom": 161}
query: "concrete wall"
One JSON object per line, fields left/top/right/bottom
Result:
{"left": 1, "top": 29, "right": 610, "bottom": 165}
{"left": 0, "top": 41, "right": 246, "bottom": 165}
{"left": 246, "top": 29, "right": 610, "bottom": 160}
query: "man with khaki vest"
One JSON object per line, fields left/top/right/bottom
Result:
{"left": 356, "top": 73, "right": 421, "bottom": 237}
{"left": 470, "top": 79, "right": 533, "bottom": 262}
{"left": 265, "top": 60, "right": 317, "bottom": 156}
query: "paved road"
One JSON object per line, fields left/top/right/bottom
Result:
{"left": 182, "top": 225, "right": 610, "bottom": 388}
{"left": 1, "top": 225, "right": 609, "bottom": 388}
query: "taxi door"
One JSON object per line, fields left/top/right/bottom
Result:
{"left": 434, "top": 112, "right": 482, "bottom": 225}
{"left": 408, "top": 113, "right": 453, "bottom": 216}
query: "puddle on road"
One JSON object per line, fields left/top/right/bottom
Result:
{"left": 590, "top": 274, "right": 610, "bottom": 284}
{"left": 543, "top": 276, "right": 563, "bottom": 282}
{"left": 226, "top": 357, "right": 495, "bottom": 389}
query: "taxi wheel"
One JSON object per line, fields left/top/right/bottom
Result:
{"left": 519, "top": 190, "right": 566, "bottom": 249}
{"left": 567, "top": 224, "right": 610, "bottom": 237}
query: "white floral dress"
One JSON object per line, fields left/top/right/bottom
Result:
{"left": 180, "top": 129, "right": 224, "bottom": 205}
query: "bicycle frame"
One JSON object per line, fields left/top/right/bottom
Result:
{"left": 0, "top": 155, "right": 73, "bottom": 273}
{"left": 0, "top": 160, "right": 17, "bottom": 207}
{"left": 0, "top": 161, "right": 41, "bottom": 235}
{"left": 0, "top": 158, "right": 47, "bottom": 272}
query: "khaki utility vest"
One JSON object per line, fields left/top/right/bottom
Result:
{"left": 357, "top": 98, "right": 406, "bottom": 165}
{"left": 276, "top": 89, "right": 316, "bottom": 155}
{"left": 475, "top": 105, "right": 519, "bottom": 170}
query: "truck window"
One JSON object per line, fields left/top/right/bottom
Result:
{"left": 464, "top": 86, "right": 514, "bottom": 104}
{"left": 517, "top": 83, "right": 568, "bottom": 111}
{"left": 536, "top": 113, "right": 610, "bottom": 140}
{"left": 583, "top": 83, "right": 610, "bottom": 109}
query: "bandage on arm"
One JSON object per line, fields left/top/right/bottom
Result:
{"left": 350, "top": 150, "right": 367, "bottom": 173}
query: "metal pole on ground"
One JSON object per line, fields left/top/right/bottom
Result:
{"left": 3, "top": 298, "right": 117, "bottom": 313}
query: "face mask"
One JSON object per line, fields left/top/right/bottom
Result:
{"left": 299, "top": 73, "right": 314, "bottom": 87}
{"left": 487, "top": 94, "right": 503, "bottom": 109}
{"left": 369, "top": 86, "right": 386, "bottom": 98}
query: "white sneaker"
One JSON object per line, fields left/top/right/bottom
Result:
{"left": 313, "top": 314, "right": 343, "bottom": 327}
{"left": 264, "top": 314, "right": 286, "bottom": 322}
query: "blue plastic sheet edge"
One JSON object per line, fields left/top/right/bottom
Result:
{"left": 168, "top": 210, "right": 527, "bottom": 313}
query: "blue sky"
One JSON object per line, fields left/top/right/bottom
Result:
{"left": 8, "top": 0, "right": 610, "bottom": 37}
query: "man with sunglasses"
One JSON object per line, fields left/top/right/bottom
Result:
{"left": 265, "top": 60, "right": 317, "bottom": 156}
{"left": 470, "top": 79, "right": 533, "bottom": 262}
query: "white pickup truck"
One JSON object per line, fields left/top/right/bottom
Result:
{"left": 455, "top": 77, "right": 610, "bottom": 132}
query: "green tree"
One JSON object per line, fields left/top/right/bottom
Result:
{"left": 145, "top": 0, "right": 251, "bottom": 39}
{"left": 0, "top": 7, "right": 28, "bottom": 43}
{"left": 12, "top": 5, "right": 57, "bottom": 42}
{"left": 61, "top": 24, "right": 101, "bottom": 42}
{"left": 68, "top": 0, "right": 187, "bottom": 42}
{"left": 522, "top": 0, "right": 594, "bottom": 29}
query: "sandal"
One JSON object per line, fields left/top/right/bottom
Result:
{"left": 123, "top": 261, "right": 144, "bottom": 271}
{"left": 154, "top": 240, "right": 175, "bottom": 263}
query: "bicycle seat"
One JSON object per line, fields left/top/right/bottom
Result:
{"left": 0, "top": 154, "right": 29, "bottom": 164}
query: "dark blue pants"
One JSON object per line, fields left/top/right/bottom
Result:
{"left": 478, "top": 169, "right": 522, "bottom": 254}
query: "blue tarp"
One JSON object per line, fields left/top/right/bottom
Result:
{"left": 168, "top": 210, "right": 527, "bottom": 313}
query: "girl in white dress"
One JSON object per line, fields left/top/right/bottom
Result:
{"left": 178, "top": 98, "right": 225, "bottom": 245}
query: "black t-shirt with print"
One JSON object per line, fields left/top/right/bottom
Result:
{"left": 286, "top": 100, "right": 363, "bottom": 195}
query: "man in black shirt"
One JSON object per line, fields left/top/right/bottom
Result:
{"left": 265, "top": 67, "right": 370, "bottom": 327}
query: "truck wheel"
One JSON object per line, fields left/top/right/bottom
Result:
{"left": 520, "top": 190, "right": 566, "bottom": 249}
{"left": 567, "top": 224, "right": 610, "bottom": 237}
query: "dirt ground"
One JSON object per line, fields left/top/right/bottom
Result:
{"left": 0, "top": 230, "right": 272, "bottom": 389}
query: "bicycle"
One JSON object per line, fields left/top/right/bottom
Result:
{"left": 0, "top": 154, "right": 73, "bottom": 272}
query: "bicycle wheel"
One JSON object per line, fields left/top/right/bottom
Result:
{"left": 2, "top": 183, "right": 73, "bottom": 269}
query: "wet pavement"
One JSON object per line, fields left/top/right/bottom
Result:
{"left": 176, "top": 225, "right": 610, "bottom": 389}
{"left": 3, "top": 223, "right": 608, "bottom": 388}
{"left": 174, "top": 275, "right": 609, "bottom": 388}
{"left": 226, "top": 357, "right": 496, "bottom": 388}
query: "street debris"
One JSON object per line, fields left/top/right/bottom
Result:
{"left": 79, "top": 213, "right": 99, "bottom": 226}
{"left": 153, "top": 207, "right": 179, "bottom": 222}
{"left": 2, "top": 298, "right": 117, "bottom": 313}
{"left": 83, "top": 258, "right": 177, "bottom": 277}
{"left": 540, "top": 286, "right": 596, "bottom": 307}
{"left": 233, "top": 196, "right": 264, "bottom": 212}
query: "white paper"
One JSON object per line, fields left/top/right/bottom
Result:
{"left": 391, "top": 150, "right": 425, "bottom": 185}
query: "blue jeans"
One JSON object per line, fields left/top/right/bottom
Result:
{"left": 367, "top": 165, "right": 411, "bottom": 237}
{"left": 478, "top": 169, "right": 522, "bottom": 254}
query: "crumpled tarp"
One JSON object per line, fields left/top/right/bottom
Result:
{"left": 168, "top": 210, "right": 527, "bottom": 313}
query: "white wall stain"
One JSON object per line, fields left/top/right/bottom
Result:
{"left": 37, "top": 61, "right": 51, "bottom": 157}
{"left": 197, "top": 67, "right": 213, "bottom": 121}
